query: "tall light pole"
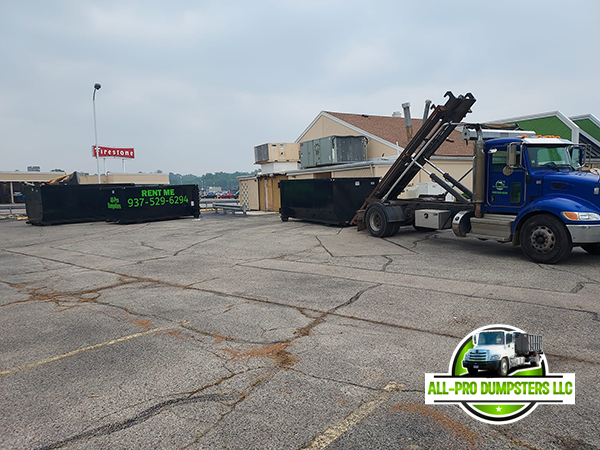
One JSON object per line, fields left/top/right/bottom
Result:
{"left": 93, "top": 83, "right": 102, "bottom": 183}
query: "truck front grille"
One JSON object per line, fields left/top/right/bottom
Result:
{"left": 469, "top": 350, "right": 488, "bottom": 362}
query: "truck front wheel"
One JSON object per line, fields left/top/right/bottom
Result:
{"left": 520, "top": 214, "right": 572, "bottom": 264}
{"left": 497, "top": 358, "right": 509, "bottom": 377}
{"left": 467, "top": 368, "right": 478, "bottom": 375}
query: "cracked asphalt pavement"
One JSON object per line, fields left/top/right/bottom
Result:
{"left": 1, "top": 213, "right": 599, "bottom": 449}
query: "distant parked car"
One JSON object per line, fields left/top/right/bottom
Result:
{"left": 204, "top": 192, "right": 217, "bottom": 199}
{"left": 233, "top": 191, "right": 239, "bottom": 199}
{"left": 218, "top": 192, "right": 234, "bottom": 199}
{"left": 13, "top": 192, "right": 25, "bottom": 203}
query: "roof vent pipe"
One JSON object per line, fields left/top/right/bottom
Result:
{"left": 392, "top": 111, "right": 402, "bottom": 117}
{"left": 423, "top": 99, "right": 432, "bottom": 121}
{"left": 402, "top": 102, "right": 413, "bottom": 141}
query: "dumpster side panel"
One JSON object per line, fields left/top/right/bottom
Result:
{"left": 24, "top": 184, "right": 117, "bottom": 225}
{"left": 106, "top": 184, "right": 200, "bottom": 224}
{"left": 515, "top": 333, "right": 543, "bottom": 355}
{"left": 279, "top": 178, "right": 379, "bottom": 226}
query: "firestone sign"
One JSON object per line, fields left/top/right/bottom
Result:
{"left": 92, "top": 146, "right": 135, "bottom": 159}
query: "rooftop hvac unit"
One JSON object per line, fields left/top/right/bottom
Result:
{"left": 299, "top": 136, "right": 367, "bottom": 169}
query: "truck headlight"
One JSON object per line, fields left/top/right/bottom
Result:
{"left": 490, "top": 355, "right": 500, "bottom": 361}
{"left": 562, "top": 212, "right": 600, "bottom": 221}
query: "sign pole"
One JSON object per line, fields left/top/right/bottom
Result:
{"left": 93, "top": 83, "right": 102, "bottom": 184}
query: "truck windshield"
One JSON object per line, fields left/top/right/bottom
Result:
{"left": 527, "top": 146, "right": 576, "bottom": 169}
{"left": 478, "top": 332, "right": 504, "bottom": 345}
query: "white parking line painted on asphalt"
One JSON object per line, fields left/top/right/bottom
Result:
{"left": 0, "top": 325, "right": 178, "bottom": 376}
{"left": 300, "top": 381, "right": 403, "bottom": 449}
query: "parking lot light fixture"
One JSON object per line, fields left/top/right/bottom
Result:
{"left": 93, "top": 83, "right": 101, "bottom": 184}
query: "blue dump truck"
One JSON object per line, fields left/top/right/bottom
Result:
{"left": 354, "top": 92, "right": 600, "bottom": 264}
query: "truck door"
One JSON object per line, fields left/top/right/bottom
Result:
{"left": 505, "top": 333, "right": 516, "bottom": 361}
{"left": 487, "top": 143, "right": 526, "bottom": 210}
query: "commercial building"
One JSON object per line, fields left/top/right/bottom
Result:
{"left": 239, "top": 108, "right": 471, "bottom": 211}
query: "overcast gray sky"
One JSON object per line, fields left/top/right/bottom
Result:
{"left": 1, "top": 0, "right": 599, "bottom": 176}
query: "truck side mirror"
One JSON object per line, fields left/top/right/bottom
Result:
{"left": 570, "top": 145, "right": 585, "bottom": 167}
{"left": 507, "top": 143, "right": 522, "bottom": 168}
{"left": 472, "top": 334, "right": 477, "bottom": 345}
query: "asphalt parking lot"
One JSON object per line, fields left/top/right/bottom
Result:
{"left": 1, "top": 212, "right": 599, "bottom": 449}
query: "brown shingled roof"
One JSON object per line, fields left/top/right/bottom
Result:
{"left": 326, "top": 111, "right": 472, "bottom": 157}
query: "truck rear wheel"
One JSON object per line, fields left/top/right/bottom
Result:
{"left": 581, "top": 243, "right": 600, "bottom": 255}
{"left": 365, "top": 204, "right": 391, "bottom": 238}
{"left": 386, "top": 222, "right": 401, "bottom": 237}
{"left": 497, "top": 358, "right": 508, "bottom": 377}
{"left": 520, "top": 214, "right": 572, "bottom": 264}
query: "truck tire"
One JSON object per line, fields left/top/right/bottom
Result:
{"left": 520, "top": 214, "right": 572, "bottom": 264}
{"left": 366, "top": 203, "right": 392, "bottom": 238}
{"left": 281, "top": 216, "right": 289, "bottom": 222}
{"left": 581, "top": 243, "right": 600, "bottom": 255}
{"left": 497, "top": 358, "right": 509, "bottom": 377}
{"left": 386, "top": 222, "right": 401, "bottom": 237}
{"left": 467, "top": 368, "right": 478, "bottom": 375}
{"left": 531, "top": 354, "right": 539, "bottom": 367}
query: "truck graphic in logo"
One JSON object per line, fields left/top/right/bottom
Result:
{"left": 462, "top": 329, "right": 542, "bottom": 377}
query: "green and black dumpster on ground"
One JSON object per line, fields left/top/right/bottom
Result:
{"left": 24, "top": 184, "right": 200, "bottom": 225}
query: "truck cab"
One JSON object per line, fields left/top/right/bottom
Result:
{"left": 456, "top": 136, "right": 600, "bottom": 263}
{"left": 462, "top": 330, "right": 540, "bottom": 376}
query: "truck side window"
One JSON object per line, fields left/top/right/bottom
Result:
{"left": 510, "top": 183, "right": 522, "bottom": 203}
{"left": 491, "top": 149, "right": 508, "bottom": 171}
{"left": 506, "top": 334, "right": 513, "bottom": 344}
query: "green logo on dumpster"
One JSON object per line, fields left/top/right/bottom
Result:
{"left": 108, "top": 196, "right": 122, "bottom": 210}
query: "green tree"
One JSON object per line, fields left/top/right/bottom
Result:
{"left": 169, "top": 171, "right": 258, "bottom": 190}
